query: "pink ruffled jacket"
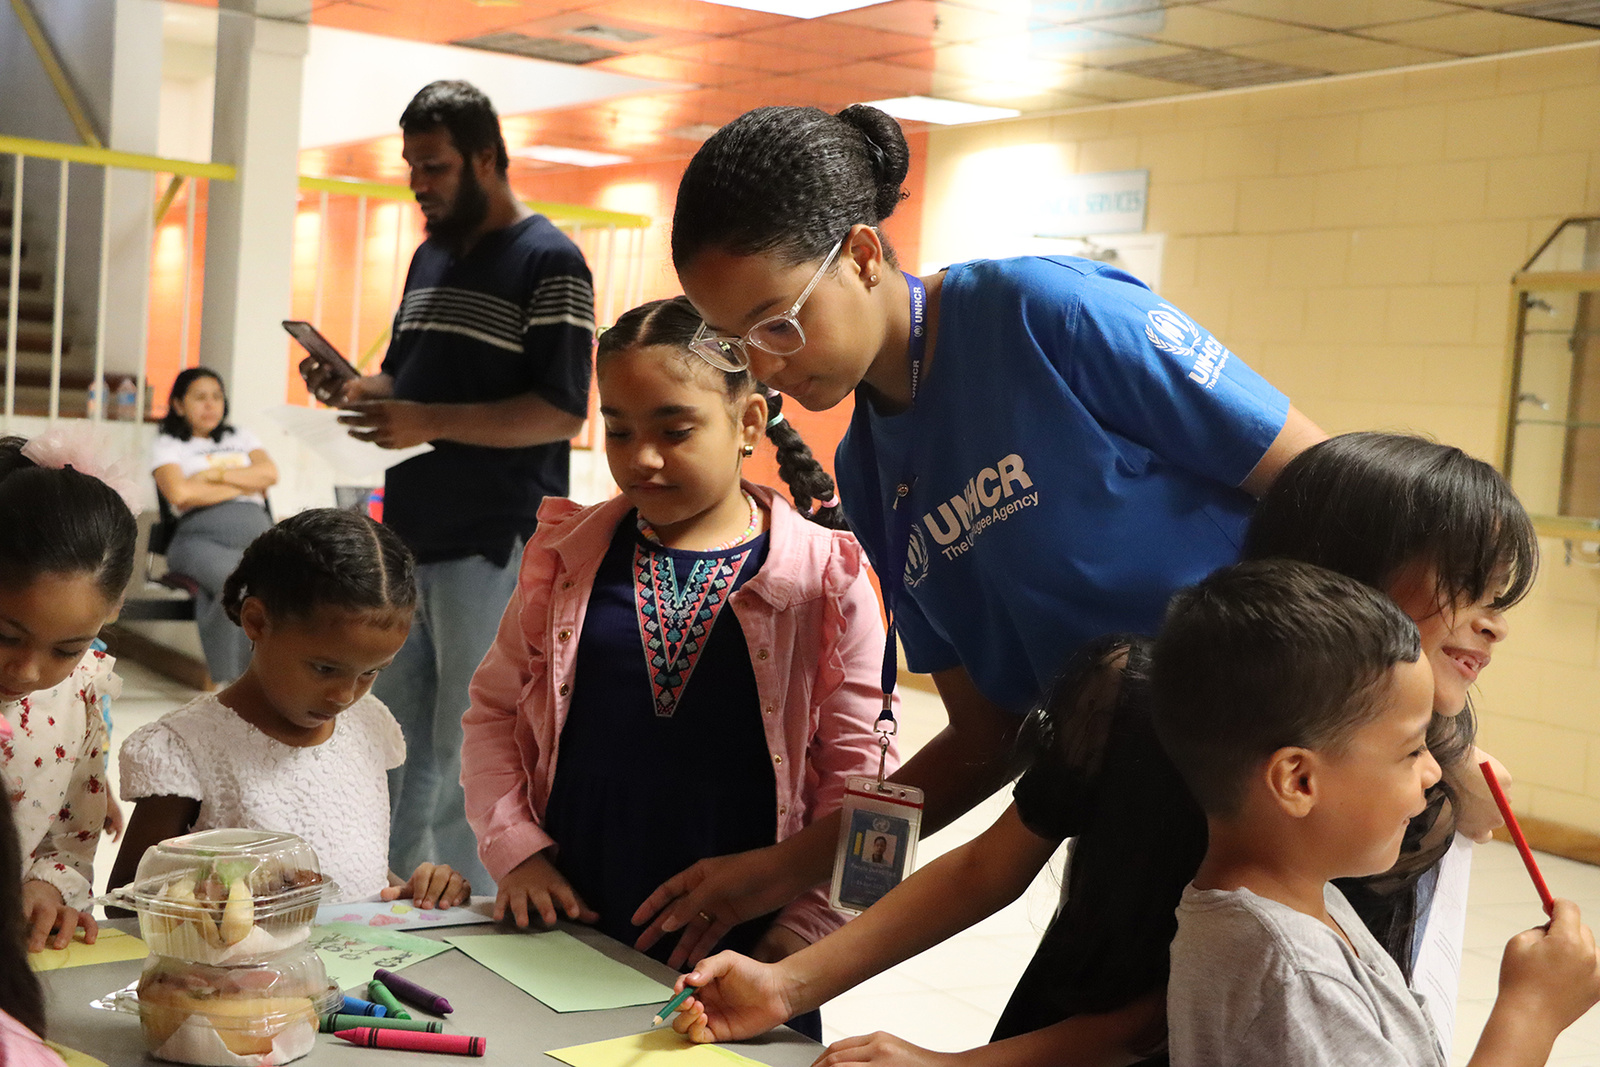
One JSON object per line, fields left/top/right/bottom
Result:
{"left": 461, "top": 483, "right": 898, "bottom": 943}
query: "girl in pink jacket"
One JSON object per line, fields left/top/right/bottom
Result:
{"left": 461, "top": 297, "right": 896, "bottom": 1036}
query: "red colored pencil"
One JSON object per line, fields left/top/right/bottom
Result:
{"left": 1480, "top": 760, "right": 1555, "bottom": 917}
{"left": 334, "top": 1027, "right": 485, "bottom": 1056}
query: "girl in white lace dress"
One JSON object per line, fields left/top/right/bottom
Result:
{"left": 111, "top": 509, "right": 469, "bottom": 908}
{"left": 0, "top": 433, "right": 139, "bottom": 952}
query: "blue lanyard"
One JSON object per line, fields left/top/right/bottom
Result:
{"left": 861, "top": 272, "right": 927, "bottom": 734}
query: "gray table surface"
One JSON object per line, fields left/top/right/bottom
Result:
{"left": 42, "top": 920, "right": 823, "bottom": 1066}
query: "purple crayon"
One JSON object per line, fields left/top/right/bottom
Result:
{"left": 374, "top": 968, "right": 453, "bottom": 1015}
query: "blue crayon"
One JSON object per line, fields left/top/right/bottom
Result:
{"left": 341, "top": 994, "right": 388, "bottom": 1018}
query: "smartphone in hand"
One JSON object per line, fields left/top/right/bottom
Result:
{"left": 284, "top": 320, "right": 359, "bottom": 404}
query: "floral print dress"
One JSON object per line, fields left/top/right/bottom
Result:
{"left": 0, "top": 649, "right": 115, "bottom": 909}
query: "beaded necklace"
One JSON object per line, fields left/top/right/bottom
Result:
{"left": 636, "top": 490, "right": 761, "bottom": 552}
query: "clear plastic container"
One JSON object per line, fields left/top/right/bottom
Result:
{"left": 136, "top": 949, "right": 339, "bottom": 1066}
{"left": 106, "top": 829, "right": 334, "bottom": 965}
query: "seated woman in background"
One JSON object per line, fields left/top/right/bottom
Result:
{"left": 151, "top": 367, "right": 276, "bottom": 686}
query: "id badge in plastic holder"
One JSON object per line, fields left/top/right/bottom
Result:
{"left": 829, "top": 776, "right": 925, "bottom": 914}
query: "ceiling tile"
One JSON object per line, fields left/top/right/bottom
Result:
{"left": 1110, "top": 4, "right": 1315, "bottom": 47}
{"left": 504, "top": 11, "right": 709, "bottom": 54}
{"left": 735, "top": 21, "right": 931, "bottom": 59}
{"left": 586, "top": 52, "right": 747, "bottom": 85}
{"left": 658, "top": 37, "right": 836, "bottom": 74}
{"left": 1368, "top": 9, "right": 1600, "bottom": 53}
{"left": 1060, "top": 64, "right": 1205, "bottom": 97}
{"left": 941, "top": 82, "right": 1112, "bottom": 110}
{"left": 827, "top": 58, "right": 968, "bottom": 94}
{"left": 1108, "top": 48, "right": 1325, "bottom": 87}
{"left": 577, "top": 0, "right": 795, "bottom": 37}
{"left": 930, "top": 41, "right": 1082, "bottom": 83}
{"left": 1230, "top": 33, "right": 1457, "bottom": 73}
{"left": 822, "top": 1, "right": 1027, "bottom": 44}
{"left": 1204, "top": 0, "right": 1463, "bottom": 31}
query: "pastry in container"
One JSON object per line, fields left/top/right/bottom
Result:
{"left": 136, "top": 948, "right": 340, "bottom": 1066}
{"left": 107, "top": 828, "right": 334, "bottom": 966}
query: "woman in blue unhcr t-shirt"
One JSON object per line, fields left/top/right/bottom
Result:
{"left": 634, "top": 103, "right": 1324, "bottom": 968}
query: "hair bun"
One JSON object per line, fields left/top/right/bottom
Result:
{"left": 837, "top": 104, "right": 909, "bottom": 221}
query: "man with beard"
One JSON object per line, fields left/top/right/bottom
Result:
{"left": 318, "top": 80, "right": 594, "bottom": 891}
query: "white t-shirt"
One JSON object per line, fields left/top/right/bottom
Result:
{"left": 118, "top": 693, "right": 406, "bottom": 901}
{"left": 150, "top": 428, "right": 267, "bottom": 511}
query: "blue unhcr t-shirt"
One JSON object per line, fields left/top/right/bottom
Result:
{"left": 837, "top": 257, "right": 1290, "bottom": 713}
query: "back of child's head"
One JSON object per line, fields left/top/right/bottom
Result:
{"left": 1244, "top": 431, "right": 1536, "bottom": 615}
{"left": 0, "top": 794, "right": 47, "bottom": 1037}
{"left": 0, "top": 435, "right": 136, "bottom": 601}
{"left": 221, "top": 509, "right": 415, "bottom": 627}
{"left": 1151, "top": 559, "right": 1422, "bottom": 819}
{"left": 597, "top": 296, "right": 846, "bottom": 529}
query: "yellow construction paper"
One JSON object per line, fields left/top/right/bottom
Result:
{"left": 546, "top": 1030, "right": 768, "bottom": 1067}
{"left": 44, "top": 1040, "right": 108, "bottom": 1067}
{"left": 28, "top": 927, "right": 148, "bottom": 972}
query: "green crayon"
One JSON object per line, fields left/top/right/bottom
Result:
{"left": 367, "top": 980, "right": 412, "bottom": 1020}
{"left": 321, "top": 1013, "right": 442, "bottom": 1034}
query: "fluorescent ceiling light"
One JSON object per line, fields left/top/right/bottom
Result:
{"left": 703, "top": 0, "right": 886, "bottom": 19}
{"left": 861, "top": 96, "right": 1021, "bottom": 125}
{"left": 514, "top": 144, "right": 633, "bottom": 167}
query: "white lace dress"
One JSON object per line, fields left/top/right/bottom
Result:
{"left": 0, "top": 649, "right": 115, "bottom": 909}
{"left": 118, "top": 693, "right": 405, "bottom": 900}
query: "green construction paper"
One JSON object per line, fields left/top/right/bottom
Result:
{"left": 308, "top": 922, "right": 451, "bottom": 992}
{"left": 546, "top": 1030, "right": 768, "bottom": 1067}
{"left": 446, "top": 929, "right": 673, "bottom": 1013}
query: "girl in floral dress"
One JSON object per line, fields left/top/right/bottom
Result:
{"left": 0, "top": 432, "right": 138, "bottom": 950}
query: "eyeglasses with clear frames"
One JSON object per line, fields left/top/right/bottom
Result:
{"left": 688, "top": 234, "right": 849, "bottom": 373}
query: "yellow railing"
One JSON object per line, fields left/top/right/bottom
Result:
{"left": 0, "top": 135, "right": 655, "bottom": 425}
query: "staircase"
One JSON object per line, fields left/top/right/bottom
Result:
{"left": 0, "top": 199, "right": 98, "bottom": 418}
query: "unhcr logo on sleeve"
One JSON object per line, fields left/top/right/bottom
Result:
{"left": 1144, "top": 303, "right": 1231, "bottom": 389}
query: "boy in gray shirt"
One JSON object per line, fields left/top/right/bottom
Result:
{"left": 1151, "top": 561, "right": 1600, "bottom": 1067}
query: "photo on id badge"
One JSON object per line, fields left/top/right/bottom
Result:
{"left": 838, "top": 809, "right": 911, "bottom": 911}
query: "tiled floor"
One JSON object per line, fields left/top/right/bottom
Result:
{"left": 93, "top": 664, "right": 1600, "bottom": 1062}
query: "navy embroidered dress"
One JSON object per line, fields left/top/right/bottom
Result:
{"left": 544, "top": 518, "right": 777, "bottom": 963}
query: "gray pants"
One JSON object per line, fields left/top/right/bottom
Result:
{"left": 165, "top": 500, "right": 273, "bottom": 685}
{"left": 377, "top": 545, "right": 522, "bottom": 893}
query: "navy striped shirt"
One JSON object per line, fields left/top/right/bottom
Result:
{"left": 382, "top": 214, "right": 594, "bottom": 565}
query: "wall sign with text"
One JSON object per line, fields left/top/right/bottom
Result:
{"left": 1034, "top": 169, "right": 1149, "bottom": 237}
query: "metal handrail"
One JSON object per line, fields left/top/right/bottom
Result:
{"left": 0, "top": 138, "right": 652, "bottom": 229}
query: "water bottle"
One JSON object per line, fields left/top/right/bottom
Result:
{"left": 85, "top": 379, "right": 100, "bottom": 420}
{"left": 115, "top": 377, "right": 137, "bottom": 421}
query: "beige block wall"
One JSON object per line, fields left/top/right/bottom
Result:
{"left": 923, "top": 44, "right": 1600, "bottom": 834}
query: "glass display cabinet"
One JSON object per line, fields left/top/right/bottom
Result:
{"left": 1503, "top": 218, "right": 1600, "bottom": 545}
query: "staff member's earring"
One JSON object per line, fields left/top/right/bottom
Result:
{"left": 869, "top": 274, "right": 878, "bottom": 285}
{"left": 741, "top": 444, "right": 755, "bottom": 457}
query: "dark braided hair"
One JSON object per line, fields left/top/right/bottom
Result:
{"left": 0, "top": 436, "right": 136, "bottom": 600}
{"left": 0, "top": 791, "right": 47, "bottom": 1038}
{"left": 597, "top": 297, "right": 847, "bottom": 530}
{"left": 671, "top": 105, "right": 910, "bottom": 270}
{"left": 222, "top": 509, "right": 416, "bottom": 626}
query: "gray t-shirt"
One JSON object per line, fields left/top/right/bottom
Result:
{"left": 1169, "top": 882, "right": 1447, "bottom": 1067}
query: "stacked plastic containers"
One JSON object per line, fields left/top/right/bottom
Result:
{"left": 106, "top": 829, "right": 341, "bottom": 1066}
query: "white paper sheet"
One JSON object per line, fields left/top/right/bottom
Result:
{"left": 265, "top": 405, "right": 432, "bottom": 481}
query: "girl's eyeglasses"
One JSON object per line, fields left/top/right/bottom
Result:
{"left": 688, "top": 235, "right": 848, "bottom": 373}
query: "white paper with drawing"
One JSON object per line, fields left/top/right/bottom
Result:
{"left": 267, "top": 404, "right": 431, "bottom": 480}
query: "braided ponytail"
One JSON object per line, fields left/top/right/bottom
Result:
{"left": 762, "top": 388, "right": 846, "bottom": 530}
{"left": 222, "top": 508, "right": 416, "bottom": 626}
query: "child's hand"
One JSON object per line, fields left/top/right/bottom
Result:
{"left": 810, "top": 1032, "right": 958, "bottom": 1067}
{"left": 634, "top": 846, "right": 797, "bottom": 968}
{"left": 669, "top": 951, "right": 797, "bottom": 1044}
{"left": 1498, "top": 899, "right": 1600, "bottom": 1033}
{"left": 495, "top": 851, "right": 597, "bottom": 928}
{"left": 382, "top": 863, "right": 470, "bottom": 909}
{"left": 20, "top": 879, "right": 98, "bottom": 952}
{"left": 1455, "top": 747, "right": 1510, "bottom": 843}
